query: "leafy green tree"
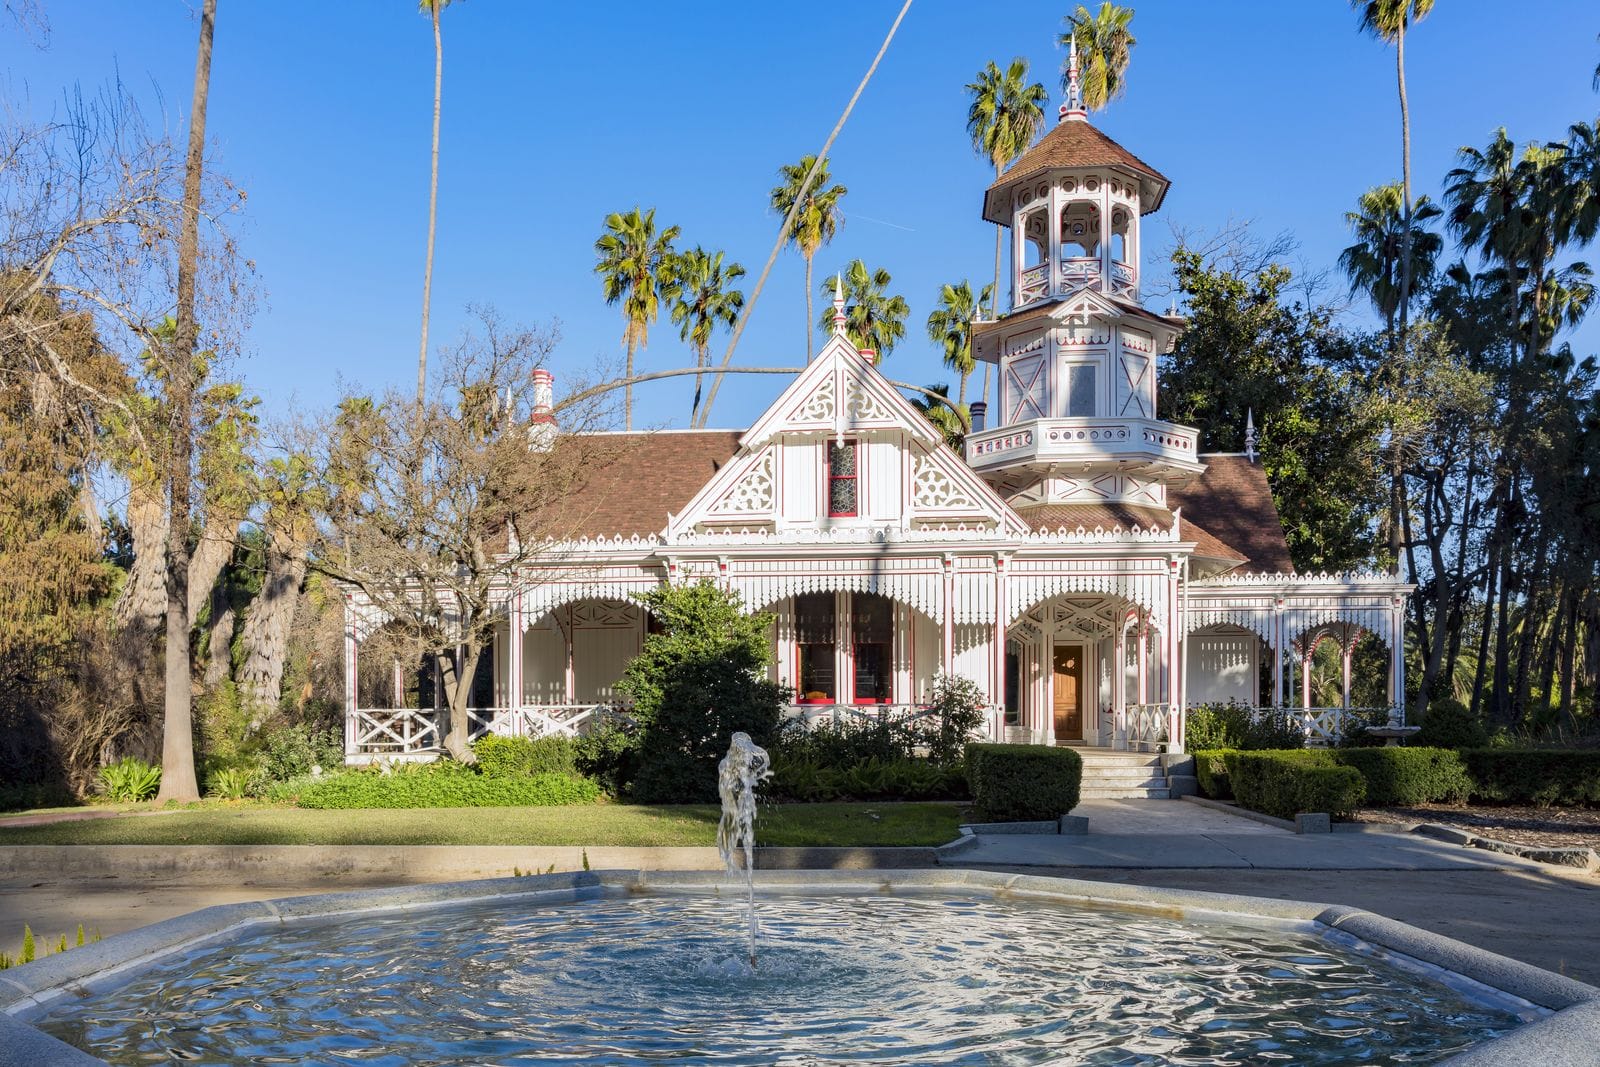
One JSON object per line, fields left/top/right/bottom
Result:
{"left": 1059, "top": 3, "right": 1136, "bottom": 111}
{"left": 925, "top": 279, "right": 992, "bottom": 406}
{"left": 1160, "top": 249, "right": 1384, "bottom": 572}
{"left": 770, "top": 155, "right": 847, "bottom": 363}
{"left": 966, "top": 58, "right": 1047, "bottom": 401}
{"left": 668, "top": 247, "right": 745, "bottom": 425}
{"left": 819, "top": 259, "right": 908, "bottom": 363}
{"left": 620, "top": 582, "right": 786, "bottom": 804}
{"left": 594, "top": 207, "right": 680, "bottom": 430}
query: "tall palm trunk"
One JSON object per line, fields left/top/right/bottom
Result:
{"left": 114, "top": 476, "right": 168, "bottom": 639}
{"left": 417, "top": 2, "right": 442, "bottom": 411}
{"left": 690, "top": 343, "right": 706, "bottom": 423}
{"left": 624, "top": 334, "right": 635, "bottom": 431}
{"left": 186, "top": 517, "right": 237, "bottom": 622}
{"left": 1395, "top": 24, "right": 1413, "bottom": 340}
{"left": 803, "top": 251, "right": 814, "bottom": 362}
{"left": 236, "top": 531, "right": 307, "bottom": 713}
{"left": 987, "top": 162, "right": 1004, "bottom": 409}
{"left": 157, "top": 0, "right": 217, "bottom": 803}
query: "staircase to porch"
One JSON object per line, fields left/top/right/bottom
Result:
{"left": 1073, "top": 748, "right": 1171, "bottom": 800}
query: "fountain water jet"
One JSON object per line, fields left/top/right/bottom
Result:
{"left": 716, "top": 730, "right": 771, "bottom": 967}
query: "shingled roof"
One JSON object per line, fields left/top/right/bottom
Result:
{"left": 983, "top": 119, "right": 1170, "bottom": 224}
{"left": 1010, "top": 502, "right": 1245, "bottom": 565}
{"left": 1169, "top": 454, "right": 1295, "bottom": 574}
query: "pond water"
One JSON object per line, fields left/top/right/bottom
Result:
{"left": 39, "top": 891, "right": 1523, "bottom": 1065}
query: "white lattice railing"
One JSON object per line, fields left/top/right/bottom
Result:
{"left": 1019, "top": 263, "right": 1049, "bottom": 304}
{"left": 781, "top": 703, "right": 1001, "bottom": 742}
{"left": 1059, "top": 256, "right": 1101, "bottom": 287}
{"left": 1127, "top": 703, "right": 1172, "bottom": 752}
{"left": 348, "top": 703, "right": 630, "bottom": 757}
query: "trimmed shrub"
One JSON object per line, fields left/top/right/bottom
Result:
{"left": 1462, "top": 750, "right": 1600, "bottom": 807}
{"left": 574, "top": 720, "right": 640, "bottom": 797}
{"left": 1192, "top": 749, "right": 1235, "bottom": 799}
{"left": 1416, "top": 698, "right": 1490, "bottom": 750}
{"left": 769, "top": 756, "right": 968, "bottom": 803}
{"left": 1224, "top": 751, "right": 1365, "bottom": 819}
{"left": 472, "top": 735, "right": 577, "bottom": 779}
{"left": 1329, "top": 747, "right": 1471, "bottom": 807}
{"left": 96, "top": 758, "right": 161, "bottom": 802}
{"left": 294, "top": 765, "right": 601, "bottom": 809}
{"left": 965, "top": 744, "right": 1082, "bottom": 823}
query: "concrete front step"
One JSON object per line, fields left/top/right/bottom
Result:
{"left": 1081, "top": 775, "right": 1169, "bottom": 789}
{"left": 1080, "top": 786, "right": 1172, "bottom": 799}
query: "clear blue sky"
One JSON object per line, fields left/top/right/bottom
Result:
{"left": 9, "top": 1, "right": 1599, "bottom": 436}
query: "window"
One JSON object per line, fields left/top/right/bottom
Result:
{"left": 1004, "top": 642, "right": 1022, "bottom": 725}
{"left": 827, "top": 441, "right": 858, "bottom": 517}
{"left": 794, "top": 593, "right": 836, "bottom": 702}
{"left": 851, "top": 593, "right": 894, "bottom": 703}
{"left": 1065, "top": 364, "right": 1097, "bottom": 417}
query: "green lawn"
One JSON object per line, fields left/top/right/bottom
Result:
{"left": 0, "top": 802, "right": 964, "bottom": 848}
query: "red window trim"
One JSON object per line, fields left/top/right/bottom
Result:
{"left": 826, "top": 439, "right": 858, "bottom": 518}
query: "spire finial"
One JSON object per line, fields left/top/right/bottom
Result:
{"left": 1244, "top": 408, "right": 1257, "bottom": 463}
{"left": 1060, "top": 35, "right": 1087, "bottom": 122}
{"left": 831, "top": 272, "right": 847, "bottom": 336}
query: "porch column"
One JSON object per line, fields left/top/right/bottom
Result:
{"left": 941, "top": 555, "right": 954, "bottom": 675}
{"left": 1136, "top": 618, "right": 1148, "bottom": 705}
{"left": 1341, "top": 636, "right": 1354, "bottom": 710}
{"left": 1112, "top": 621, "right": 1127, "bottom": 750}
{"left": 562, "top": 607, "right": 576, "bottom": 705}
{"left": 343, "top": 598, "right": 358, "bottom": 762}
{"left": 1167, "top": 559, "right": 1183, "bottom": 751}
{"left": 992, "top": 556, "right": 1008, "bottom": 714}
{"left": 1389, "top": 596, "right": 1406, "bottom": 725}
{"left": 1301, "top": 645, "right": 1313, "bottom": 710}
{"left": 1272, "top": 598, "right": 1286, "bottom": 708}
{"left": 508, "top": 593, "right": 524, "bottom": 730}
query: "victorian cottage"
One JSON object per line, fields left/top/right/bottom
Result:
{"left": 343, "top": 72, "right": 1410, "bottom": 775}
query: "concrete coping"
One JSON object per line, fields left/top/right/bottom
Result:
{"left": 1, "top": 868, "right": 1594, "bottom": 1066}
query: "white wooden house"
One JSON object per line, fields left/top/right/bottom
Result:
{"left": 343, "top": 81, "right": 1410, "bottom": 762}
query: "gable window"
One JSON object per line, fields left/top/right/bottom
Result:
{"left": 826, "top": 440, "right": 858, "bottom": 517}
{"left": 1065, "top": 363, "right": 1097, "bottom": 417}
{"left": 851, "top": 593, "right": 893, "bottom": 704}
{"left": 794, "top": 593, "right": 836, "bottom": 703}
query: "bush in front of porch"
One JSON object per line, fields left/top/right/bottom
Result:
{"left": 1196, "top": 747, "right": 1472, "bottom": 815}
{"left": 965, "top": 744, "right": 1082, "bottom": 823}
{"left": 1224, "top": 752, "right": 1366, "bottom": 821}
{"left": 1183, "top": 703, "right": 1306, "bottom": 752}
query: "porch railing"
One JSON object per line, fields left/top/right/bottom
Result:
{"left": 346, "top": 703, "right": 633, "bottom": 759}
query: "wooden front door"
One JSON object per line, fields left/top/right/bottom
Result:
{"left": 1052, "top": 645, "right": 1083, "bottom": 741}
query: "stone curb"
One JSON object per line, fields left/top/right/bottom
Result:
{"left": 933, "top": 831, "right": 980, "bottom": 859}
{"left": 1179, "top": 794, "right": 1298, "bottom": 832}
{"left": 1410, "top": 824, "right": 1600, "bottom": 873}
{"left": 0, "top": 868, "right": 1595, "bottom": 1064}
{"left": 959, "top": 820, "right": 1060, "bottom": 835}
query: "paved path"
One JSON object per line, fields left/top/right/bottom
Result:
{"left": 956, "top": 799, "right": 1558, "bottom": 872}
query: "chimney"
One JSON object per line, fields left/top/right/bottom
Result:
{"left": 528, "top": 368, "right": 556, "bottom": 451}
{"left": 857, "top": 347, "right": 877, "bottom": 365}
{"left": 970, "top": 401, "right": 987, "bottom": 433}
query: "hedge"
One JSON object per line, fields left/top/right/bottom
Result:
{"left": 295, "top": 769, "right": 601, "bottom": 809}
{"left": 1224, "top": 751, "right": 1365, "bottom": 820}
{"left": 965, "top": 744, "right": 1082, "bottom": 822}
{"left": 1192, "top": 749, "right": 1235, "bottom": 799}
{"left": 1463, "top": 750, "right": 1600, "bottom": 807}
{"left": 472, "top": 735, "right": 578, "bottom": 779}
{"left": 1330, "top": 748, "right": 1471, "bottom": 807}
{"left": 769, "top": 757, "right": 968, "bottom": 803}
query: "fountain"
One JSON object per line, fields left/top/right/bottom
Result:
{"left": 715, "top": 730, "right": 771, "bottom": 968}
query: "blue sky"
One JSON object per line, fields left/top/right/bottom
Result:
{"left": 9, "top": 1, "right": 1599, "bottom": 434}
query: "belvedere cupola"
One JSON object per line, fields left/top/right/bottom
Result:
{"left": 965, "top": 41, "right": 1200, "bottom": 508}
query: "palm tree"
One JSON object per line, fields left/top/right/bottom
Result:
{"left": 1338, "top": 183, "right": 1443, "bottom": 337}
{"left": 1446, "top": 130, "right": 1534, "bottom": 359}
{"left": 820, "top": 260, "right": 909, "bottom": 363}
{"left": 1059, "top": 3, "right": 1136, "bottom": 111}
{"left": 416, "top": 0, "right": 459, "bottom": 411}
{"left": 925, "top": 280, "right": 994, "bottom": 406}
{"left": 594, "top": 207, "right": 680, "bottom": 430}
{"left": 910, "top": 383, "right": 968, "bottom": 451}
{"left": 669, "top": 247, "right": 746, "bottom": 424}
{"left": 965, "top": 59, "right": 1047, "bottom": 402}
{"left": 771, "top": 155, "right": 847, "bottom": 363}
{"left": 1352, "top": 0, "right": 1435, "bottom": 347}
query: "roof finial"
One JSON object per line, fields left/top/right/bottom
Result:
{"left": 1244, "top": 408, "right": 1257, "bottom": 463}
{"left": 831, "top": 272, "right": 847, "bottom": 336}
{"left": 1060, "top": 35, "right": 1087, "bottom": 123}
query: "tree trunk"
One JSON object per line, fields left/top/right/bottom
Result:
{"left": 1557, "top": 586, "right": 1582, "bottom": 728}
{"left": 1395, "top": 24, "right": 1413, "bottom": 345}
{"left": 186, "top": 517, "right": 236, "bottom": 623}
{"left": 1469, "top": 514, "right": 1499, "bottom": 719}
{"left": 436, "top": 646, "right": 476, "bottom": 761}
{"left": 1488, "top": 483, "right": 1519, "bottom": 726}
{"left": 203, "top": 588, "right": 233, "bottom": 689}
{"left": 417, "top": 1, "right": 442, "bottom": 411}
{"left": 690, "top": 342, "right": 706, "bottom": 423}
{"left": 987, "top": 161, "right": 1003, "bottom": 410}
{"left": 157, "top": 0, "right": 216, "bottom": 803}
{"left": 804, "top": 253, "right": 814, "bottom": 363}
{"left": 624, "top": 335, "right": 635, "bottom": 432}
{"left": 114, "top": 476, "right": 168, "bottom": 640}
{"left": 235, "top": 532, "right": 307, "bottom": 714}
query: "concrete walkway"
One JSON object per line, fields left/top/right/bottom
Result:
{"left": 955, "top": 799, "right": 1561, "bottom": 872}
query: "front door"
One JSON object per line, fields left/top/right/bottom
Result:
{"left": 1052, "top": 645, "right": 1083, "bottom": 741}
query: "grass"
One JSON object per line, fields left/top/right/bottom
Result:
{"left": 0, "top": 802, "right": 965, "bottom": 848}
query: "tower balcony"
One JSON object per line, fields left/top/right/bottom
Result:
{"left": 1014, "top": 257, "right": 1137, "bottom": 310}
{"left": 965, "top": 416, "right": 1203, "bottom": 480}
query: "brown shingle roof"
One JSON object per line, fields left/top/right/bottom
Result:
{"left": 983, "top": 119, "right": 1170, "bottom": 223}
{"left": 1012, "top": 502, "right": 1244, "bottom": 563}
{"left": 567, "top": 430, "right": 741, "bottom": 539}
{"left": 1169, "top": 455, "right": 1295, "bottom": 574}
